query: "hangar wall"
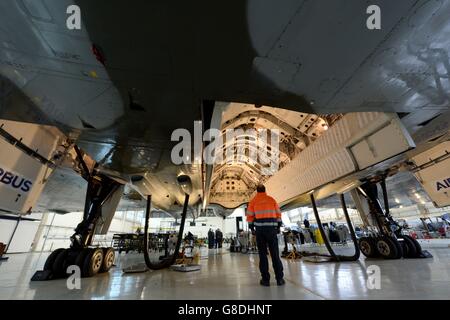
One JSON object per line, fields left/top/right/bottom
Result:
{"left": 0, "top": 219, "right": 18, "bottom": 246}
{"left": 32, "top": 210, "right": 145, "bottom": 252}
{"left": 0, "top": 210, "right": 145, "bottom": 254}
{"left": 0, "top": 213, "right": 42, "bottom": 253}
{"left": 0, "top": 207, "right": 249, "bottom": 254}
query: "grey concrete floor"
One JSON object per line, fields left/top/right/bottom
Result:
{"left": 0, "top": 246, "right": 449, "bottom": 300}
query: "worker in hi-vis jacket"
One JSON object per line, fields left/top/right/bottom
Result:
{"left": 246, "top": 184, "right": 285, "bottom": 286}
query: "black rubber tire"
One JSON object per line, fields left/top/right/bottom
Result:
{"left": 400, "top": 235, "right": 417, "bottom": 258}
{"left": 403, "top": 235, "right": 422, "bottom": 256}
{"left": 65, "top": 249, "right": 81, "bottom": 267}
{"left": 74, "top": 248, "right": 91, "bottom": 277}
{"left": 400, "top": 238, "right": 410, "bottom": 258}
{"left": 82, "top": 248, "right": 104, "bottom": 278}
{"left": 391, "top": 237, "right": 403, "bottom": 259}
{"left": 359, "top": 237, "right": 378, "bottom": 258}
{"left": 52, "top": 249, "right": 70, "bottom": 278}
{"left": 376, "top": 236, "right": 398, "bottom": 259}
{"left": 44, "top": 248, "right": 65, "bottom": 271}
{"left": 99, "top": 247, "right": 115, "bottom": 273}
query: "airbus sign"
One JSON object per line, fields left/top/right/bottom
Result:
{"left": 0, "top": 167, "right": 33, "bottom": 193}
{"left": 436, "top": 178, "right": 450, "bottom": 192}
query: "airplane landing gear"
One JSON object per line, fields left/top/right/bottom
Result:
{"left": 375, "top": 236, "right": 399, "bottom": 259}
{"left": 31, "top": 168, "right": 122, "bottom": 281}
{"left": 101, "top": 247, "right": 115, "bottom": 273}
{"left": 81, "top": 248, "right": 104, "bottom": 277}
{"left": 355, "top": 179, "right": 431, "bottom": 260}
{"left": 400, "top": 234, "right": 421, "bottom": 258}
{"left": 358, "top": 237, "right": 378, "bottom": 258}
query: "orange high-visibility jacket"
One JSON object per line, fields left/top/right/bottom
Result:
{"left": 246, "top": 192, "right": 282, "bottom": 229}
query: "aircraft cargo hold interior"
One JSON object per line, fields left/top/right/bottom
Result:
{"left": 0, "top": 0, "right": 450, "bottom": 307}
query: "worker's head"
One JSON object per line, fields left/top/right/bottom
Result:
{"left": 256, "top": 184, "right": 266, "bottom": 193}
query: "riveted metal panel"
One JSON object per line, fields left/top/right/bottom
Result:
{"left": 266, "top": 112, "right": 414, "bottom": 204}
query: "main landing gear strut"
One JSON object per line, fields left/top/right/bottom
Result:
{"left": 32, "top": 150, "right": 123, "bottom": 281}
{"left": 356, "top": 179, "right": 431, "bottom": 260}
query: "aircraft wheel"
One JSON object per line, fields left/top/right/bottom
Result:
{"left": 400, "top": 238, "right": 409, "bottom": 258}
{"left": 391, "top": 237, "right": 403, "bottom": 259}
{"left": 52, "top": 249, "right": 70, "bottom": 278}
{"left": 359, "top": 237, "right": 377, "bottom": 258}
{"left": 65, "top": 249, "right": 81, "bottom": 266}
{"left": 400, "top": 235, "right": 417, "bottom": 258}
{"left": 74, "top": 248, "right": 91, "bottom": 277}
{"left": 402, "top": 235, "right": 422, "bottom": 257}
{"left": 83, "top": 248, "right": 104, "bottom": 277}
{"left": 99, "top": 248, "right": 115, "bottom": 273}
{"left": 82, "top": 248, "right": 104, "bottom": 278}
{"left": 376, "top": 236, "right": 398, "bottom": 259}
{"left": 44, "top": 248, "right": 65, "bottom": 271}
{"left": 404, "top": 235, "right": 422, "bottom": 256}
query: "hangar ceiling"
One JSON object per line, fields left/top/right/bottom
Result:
{"left": 208, "top": 103, "right": 341, "bottom": 208}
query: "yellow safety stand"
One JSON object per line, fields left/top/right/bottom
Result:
{"left": 174, "top": 241, "right": 201, "bottom": 265}
{"left": 285, "top": 246, "right": 302, "bottom": 260}
{"left": 175, "top": 243, "right": 194, "bottom": 265}
{"left": 172, "top": 245, "right": 201, "bottom": 272}
{"left": 314, "top": 229, "right": 324, "bottom": 245}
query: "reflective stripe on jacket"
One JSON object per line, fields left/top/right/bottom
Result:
{"left": 246, "top": 192, "right": 281, "bottom": 229}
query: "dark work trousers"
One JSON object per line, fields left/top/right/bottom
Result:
{"left": 255, "top": 228, "right": 284, "bottom": 281}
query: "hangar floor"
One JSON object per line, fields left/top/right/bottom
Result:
{"left": 1, "top": 245, "right": 449, "bottom": 300}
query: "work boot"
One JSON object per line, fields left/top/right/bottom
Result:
{"left": 260, "top": 279, "right": 270, "bottom": 287}
{"left": 277, "top": 279, "right": 285, "bottom": 286}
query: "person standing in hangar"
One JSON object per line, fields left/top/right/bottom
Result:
{"left": 246, "top": 184, "right": 285, "bottom": 286}
{"left": 208, "top": 228, "right": 215, "bottom": 249}
{"left": 215, "top": 229, "right": 223, "bottom": 249}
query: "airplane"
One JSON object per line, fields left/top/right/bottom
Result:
{"left": 0, "top": 0, "right": 449, "bottom": 278}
